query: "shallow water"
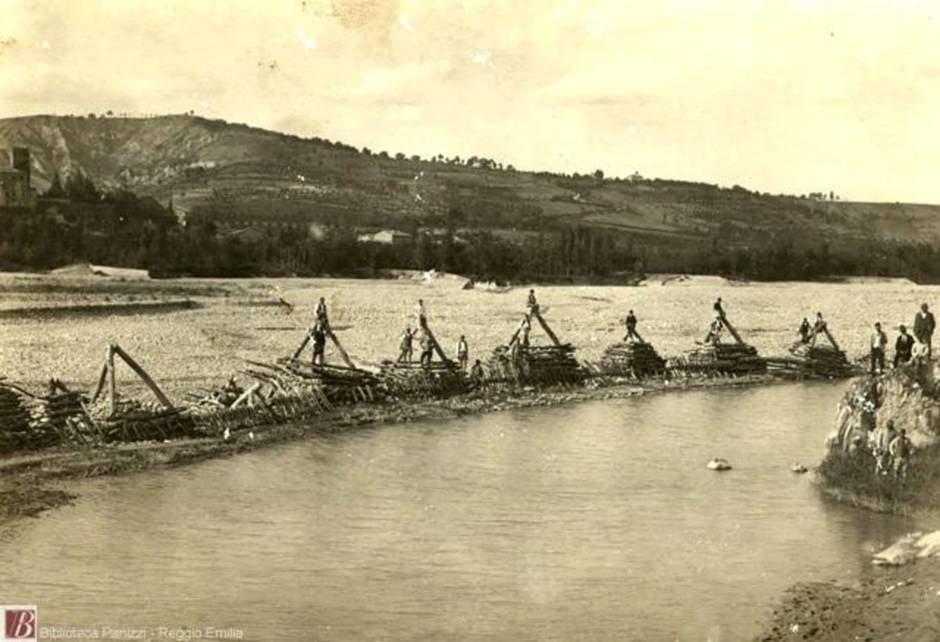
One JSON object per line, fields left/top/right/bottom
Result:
{"left": 1, "top": 383, "right": 921, "bottom": 641}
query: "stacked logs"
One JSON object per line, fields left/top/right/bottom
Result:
{"left": 87, "top": 397, "right": 198, "bottom": 443}
{"left": 378, "top": 361, "right": 467, "bottom": 399}
{"left": 276, "top": 358, "right": 382, "bottom": 405}
{"left": 0, "top": 384, "right": 39, "bottom": 454}
{"left": 597, "top": 342, "right": 666, "bottom": 378}
{"left": 671, "top": 343, "right": 766, "bottom": 376}
{"left": 34, "top": 391, "right": 98, "bottom": 446}
{"left": 487, "top": 344, "right": 585, "bottom": 386}
{"left": 767, "top": 343, "right": 858, "bottom": 379}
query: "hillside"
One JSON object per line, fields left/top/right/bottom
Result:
{"left": 2, "top": 113, "right": 940, "bottom": 252}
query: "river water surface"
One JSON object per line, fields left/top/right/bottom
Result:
{"left": 1, "top": 383, "right": 922, "bottom": 641}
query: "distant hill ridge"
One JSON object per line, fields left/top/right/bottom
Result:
{"left": 2, "top": 113, "right": 939, "bottom": 246}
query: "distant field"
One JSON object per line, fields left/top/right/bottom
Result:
{"left": 1, "top": 274, "right": 938, "bottom": 402}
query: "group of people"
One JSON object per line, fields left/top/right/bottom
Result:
{"left": 308, "top": 294, "right": 936, "bottom": 382}
{"left": 835, "top": 380, "right": 913, "bottom": 479}
{"left": 868, "top": 303, "right": 935, "bottom": 374}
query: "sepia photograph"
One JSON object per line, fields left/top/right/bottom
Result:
{"left": 2, "top": 0, "right": 940, "bottom": 640}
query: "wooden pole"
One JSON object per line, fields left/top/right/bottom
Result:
{"left": 718, "top": 315, "right": 745, "bottom": 345}
{"left": 91, "top": 362, "right": 109, "bottom": 404}
{"left": 325, "top": 324, "right": 355, "bottom": 369}
{"left": 112, "top": 344, "right": 174, "bottom": 410}
{"left": 230, "top": 382, "right": 262, "bottom": 409}
{"left": 822, "top": 326, "right": 842, "bottom": 352}
{"left": 532, "top": 310, "right": 562, "bottom": 347}
{"left": 291, "top": 334, "right": 311, "bottom": 361}
{"left": 423, "top": 324, "right": 452, "bottom": 364}
{"left": 507, "top": 317, "right": 527, "bottom": 347}
{"left": 108, "top": 345, "right": 117, "bottom": 417}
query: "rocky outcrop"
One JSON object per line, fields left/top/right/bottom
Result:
{"left": 818, "top": 360, "right": 940, "bottom": 511}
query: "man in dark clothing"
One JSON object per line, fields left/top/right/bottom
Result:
{"left": 527, "top": 289, "right": 539, "bottom": 316}
{"left": 311, "top": 322, "right": 327, "bottom": 366}
{"left": 894, "top": 325, "right": 915, "bottom": 368}
{"left": 624, "top": 310, "right": 641, "bottom": 342}
{"left": 870, "top": 322, "right": 887, "bottom": 374}
{"left": 469, "top": 359, "right": 485, "bottom": 385}
{"left": 798, "top": 318, "right": 811, "bottom": 343}
{"left": 315, "top": 297, "right": 329, "bottom": 325}
{"left": 913, "top": 303, "right": 936, "bottom": 359}
{"left": 713, "top": 297, "right": 725, "bottom": 318}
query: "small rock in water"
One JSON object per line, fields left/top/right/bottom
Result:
{"left": 791, "top": 463, "right": 808, "bottom": 474}
{"left": 707, "top": 458, "right": 732, "bottom": 471}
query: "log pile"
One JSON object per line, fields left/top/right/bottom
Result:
{"left": 487, "top": 344, "right": 585, "bottom": 386}
{"left": 0, "top": 384, "right": 41, "bottom": 454}
{"left": 670, "top": 343, "right": 766, "bottom": 376}
{"left": 598, "top": 342, "right": 666, "bottom": 378}
{"left": 378, "top": 361, "right": 467, "bottom": 399}
{"left": 779, "top": 343, "right": 858, "bottom": 378}
{"left": 276, "top": 358, "right": 382, "bottom": 405}
{"left": 88, "top": 397, "right": 199, "bottom": 443}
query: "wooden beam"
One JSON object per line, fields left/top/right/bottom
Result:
{"left": 718, "top": 315, "right": 745, "bottom": 345}
{"left": 108, "top": 345, "right": 117, "bottom": 417}
{"left": 822, "top": 326, "right": 842, "bottom": 352}
{"left": 91, "top": 362, "right": 109, "bottom": 404}
{"left": 112, "top": 344, "right": 174, "bottom": 410}
{"left": 230, "top": 382, "right": 262, "bottom": 409}
{"left": 291, "top": 334, "right": 311, "bottom": 361}
{"left": 423, "top": 324, "right": 452, "bottom": 364}
{"left": 531, "top": 310, "right": 562, "bottom": 347}
{"left": 324, "top": 324, "right": 355, "bottom": 369}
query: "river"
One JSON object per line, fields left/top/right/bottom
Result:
{"left": 0, "top": 383, "right": 922, "bottom": 641}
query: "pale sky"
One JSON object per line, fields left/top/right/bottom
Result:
{"left": 2, "top": 0, "right": 939, "bottom": 202}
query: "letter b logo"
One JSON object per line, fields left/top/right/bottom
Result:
{"left": 3, "top": 607, "right": 37, "bottom": 641}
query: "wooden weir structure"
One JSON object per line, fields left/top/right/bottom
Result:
{"left": 0, "top": 297, "right": 868, "bottom": 457}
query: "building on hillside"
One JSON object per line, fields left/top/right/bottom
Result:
{"left": 357, "top": 229, "right": 413, "bottom": 245}
{"left": 0, "top": 147, "right": 36, "bottom": 209}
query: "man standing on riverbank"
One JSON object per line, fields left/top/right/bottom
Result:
{"left": 870, "top": 322, "right": 888, "bottom": 374}
{"left": 895, "top": 325, "right": 915, "bottom": 368}
{"left": 914, "top": 303, "right": 935, "bottom": 359}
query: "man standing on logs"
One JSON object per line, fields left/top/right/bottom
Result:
{"left": 914, "top": 303, "right": 935, "bottom": 359}
{"left": 870, "top": 322, "right": 888, "bottom": 374}
{"left": 311, "top": 321, "right": 327, "bottom": 366}
{"left": 895, "top": 325, "right": 915, "bottom": 368}
{"left": 520, "top": 314, "right": 532, "bottom": 347}
{"left": 419, "top": 330, "right": 434, "bottom": 367}
{"left": 398, "top": 326, "right": 415, "bottom": 363}
{"left": 713, "top": 297, "right": 725, "bottom": 318}
{"left": 456, "top": 335, "right": 469, "bottom": 371}
{"left": 315, "top": 297, "right": 329, "bottom": 325}
{"left": 624, "top": 309, "right": 643, "bottom": 343}
{"left": 527, "top": 289, "right": 539, "bottom": 316}
{"left": 798, "top": 317, "right": 811, "bottom": 344}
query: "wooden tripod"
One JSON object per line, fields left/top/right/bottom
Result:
{"left": 90, "top": 344, "right": 174, "bottom": 417}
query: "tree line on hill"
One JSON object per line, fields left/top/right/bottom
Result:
{"left": 1, "top": 177, "right": 940, "bottom": 283}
